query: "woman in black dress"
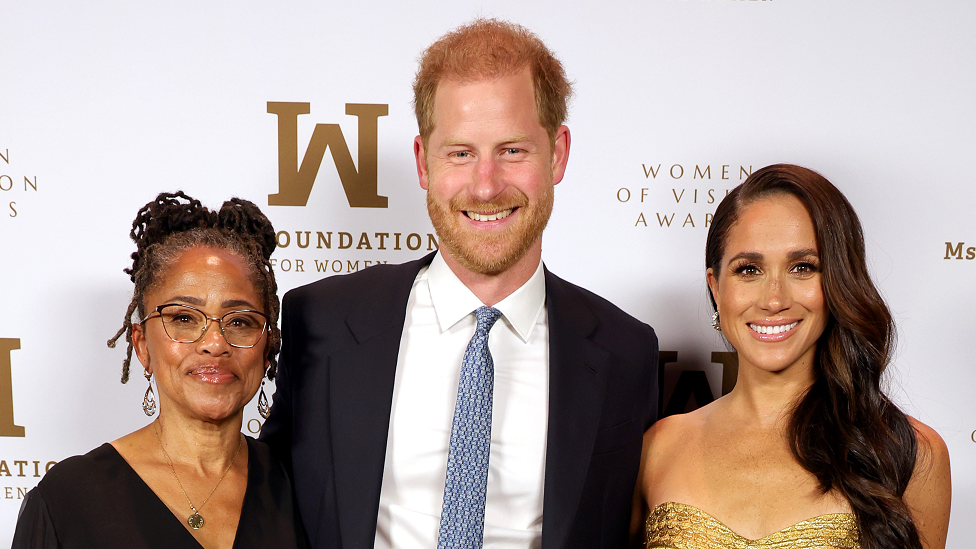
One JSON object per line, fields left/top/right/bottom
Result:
{"left": 12, "top": 192, "right": 306, "bottom": 549}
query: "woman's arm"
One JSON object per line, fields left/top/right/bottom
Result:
{"left": 904, "top": 417, "right": 952, "bottom": 549}
{"left": 11, "top": 489, "right": 60, "bottom": 549}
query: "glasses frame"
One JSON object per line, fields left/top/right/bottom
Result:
{"left": 142, "top": 303, "right": 270, "bottom": 349}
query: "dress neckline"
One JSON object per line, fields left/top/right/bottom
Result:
{"left": 648, "top": 501, "right": 857, "bottom": 543}
{"left": 101, "top": 438, "right": 255, "bottom": 549}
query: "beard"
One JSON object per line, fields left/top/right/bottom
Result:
{"left": 427, "top": 183, "right": 554, "bottom": 276}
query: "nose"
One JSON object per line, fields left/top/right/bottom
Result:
{"left": 196, "top": 318, "right": 231, "bottom": 354}
{"left": 471, "top": 156, "right": 504, "bottom": 202}
{"left": 759, "top": 273, "right": 792, "bottom": 313}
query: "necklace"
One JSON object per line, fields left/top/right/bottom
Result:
{"left": 152, "top": 421, "right": 244, "bottom": 530}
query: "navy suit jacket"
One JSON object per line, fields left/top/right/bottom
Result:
{"left": 260, "top": 253, "right": 658, "bottom": 549}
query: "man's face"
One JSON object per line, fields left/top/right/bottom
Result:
{"left": 414, "top": 68, "right": 570, "bottom": 276}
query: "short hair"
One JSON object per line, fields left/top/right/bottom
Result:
{"left": 413, "top": 18, "right": 573, "bottom": 148}
{"left": 107, "top": 192, "right": 281, "bottom": 384}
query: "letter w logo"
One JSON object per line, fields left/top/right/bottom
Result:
{"left": 268, "top": 102, "right": 389, "bottom": 207}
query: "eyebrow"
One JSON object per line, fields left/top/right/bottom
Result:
{"left": 166, "top": 295, "right": 205, "bottom": 306}
{"left": 222, "top": 299, "right": 258, "bottom": 309}
{"left": 164, "top": 296, "right": 258, "bottom": 309}
{"left": 727, "top": 248, "right": 819, "bottom": 264}
{"left": 441, "top": 134, "right": 531, "bottom": 148}
{"left": 789, "top": 248, "right": 820, "bottom": 261}
{"left": 499, "top": 133, "right": 530, "bottom": 145}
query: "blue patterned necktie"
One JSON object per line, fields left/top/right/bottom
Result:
{"left": 437, "top": 306, "right": 503, "bottom": 549}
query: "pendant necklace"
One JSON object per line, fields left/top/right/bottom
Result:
{"left": 152, "top": 421, "right": 244, "bottom": 530}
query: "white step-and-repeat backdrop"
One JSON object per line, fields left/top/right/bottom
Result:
{"left": 1, "top": 0, "right": 973, "bottom": 544}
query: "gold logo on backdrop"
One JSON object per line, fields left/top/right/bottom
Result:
{"left": 616, "top": 163, "right": 752, "bottom": 229}
{"left": 658, "top": 350, "right": 738, "bottom": 416}
{"left": 0, "top": 339, "right": 25, "bottom": 437}
{"left": 0, "top": 461, "right": 55, "bottom": 477}
{"left": 1, "top": 458, "right": 59, "bottom": 502}
{"left": 267, "top": 102, "right": 389, "bottom": 208}
{"left": 0, "top": 148, "right": 39, "bottom": 219}
{"left": 944, "top": 242, "right": 975, "bottom": 260}
{"left": 267, "top": 229, "right": 439, "bottom": 276}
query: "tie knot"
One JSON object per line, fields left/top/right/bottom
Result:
{"left": 474, "top": 306, "right": 502, "bottom": 333}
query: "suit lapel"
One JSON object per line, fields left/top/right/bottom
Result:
{"left": 541, "top": 270, "right": 611, "bottom": 549}
{"left": 328, "top": 253, "right": 435, "bottom": 549}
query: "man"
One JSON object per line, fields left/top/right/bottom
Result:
{"left": 261, "top": 19, "right": 658, "bottom": 549}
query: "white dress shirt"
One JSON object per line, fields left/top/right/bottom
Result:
{"left": 375, "top": 252, "right": 549, "bottom": 549}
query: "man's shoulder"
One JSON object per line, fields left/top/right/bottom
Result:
{"left": 545, "top": 269, "right": 653, "bottom": 336}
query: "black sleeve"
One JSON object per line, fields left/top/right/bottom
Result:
{"left": 11, "top": 488, "right": 60, "bottom": 549}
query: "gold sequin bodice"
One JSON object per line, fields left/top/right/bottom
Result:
{"left": 646, "top": 502, "right": 860, "bottom": 549}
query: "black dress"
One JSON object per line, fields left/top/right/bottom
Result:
{"left": 11, "top": 437, "right": 306, "bottom": 549}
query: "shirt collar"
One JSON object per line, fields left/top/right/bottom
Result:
{"left": 426, "top": 251, "right": 546, "bottom": 342}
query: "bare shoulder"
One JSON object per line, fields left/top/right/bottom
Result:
{"left": 906, "top": 416, "right": 951, "bottom": 496}
{"left": 644, "top": 408, "right": 705, "bottom": 455}
{"left": 632, "top": 407, "right": 708, "bottom": 544}
{"left": 910, "top": 417, "right": 950, "bottom": 470}
{"left": 905, "top": 417, "right": 951, "bottom": 549}
{"left": 640, "top": 405, "right": 710, "bottom": 488}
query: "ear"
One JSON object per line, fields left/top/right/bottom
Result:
{"left": 550, "top": 125, "right": 571, "bottom": 185}
{"left": 706, "top": 268, "right": 720, "bottom": 309}
{"left": 415, "top": 135, "right": 430, "bottom": 190}
{"left": 132, "top": 323, "right": 151, "bottom": 375}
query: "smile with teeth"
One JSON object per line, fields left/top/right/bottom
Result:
{"left": 749, "top": 321, "right": 798, "bottom": 335}
{"left": 466, "top": 208, "right": 514, "bottom": 222}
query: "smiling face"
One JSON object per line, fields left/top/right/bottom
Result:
{"left": 415, "top": 68, "right": 570, "bottom": 276}
{"left": 132, "top": 246, "right": 268, "bottom": 424}
{"left": 707, "top": 194, "right": 828, "bottom": 377}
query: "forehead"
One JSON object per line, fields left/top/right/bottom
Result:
{"left": 167, "top": 245, "right": 249, "bottom": 272}
{"left": 431, "top": 69, "right": 540, "bottom": 132}
{"left": 725, "top": 195, "right": 818, "bottom": 257}
{"left": 149, "top": 246, "right": 259, "bottom": 300}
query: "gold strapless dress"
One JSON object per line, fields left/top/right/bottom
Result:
{"left": 646, "top": 502, "right": 860, "bottom": 549}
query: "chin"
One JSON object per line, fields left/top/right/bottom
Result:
{"left": 457, "top": 231, "right": 540, "bottom": 273}
{"left": 461, "top": 252, "right": 520, "bottom": 275}
{"left": 744, "top": 352, "right": 809, "bottom": 374}
{"left": 188, "top": 400, "right": 248, "bottom": 423}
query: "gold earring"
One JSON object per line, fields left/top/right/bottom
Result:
{"left": 257, "top": 381, "right": 271, "bottom": 419}
{"left": 142, "top": 370, "right": 157, "bottom": 416}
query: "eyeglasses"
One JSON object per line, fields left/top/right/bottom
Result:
{"left": 142, "top": 303, "right": 269, "bottom": 348}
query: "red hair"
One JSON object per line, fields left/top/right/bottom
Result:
{"left": 413, "top": 18, "right": 573, "bottom": 147}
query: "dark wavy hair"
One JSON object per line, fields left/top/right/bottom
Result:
{"left": 107, "top": 191, "right": 281, "bottom": 383}
{"left": 705, "top": 164, "right": 920, "bottom": 549}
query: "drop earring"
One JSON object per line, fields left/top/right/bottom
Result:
{"left": 711, "top": 311, "right": 722, "bottom": 331}
{"left": 257, "top": 381, "right": 271, "bottom": 419}
{"left": 142, "top": 370, "right": 157, "bottom": 416}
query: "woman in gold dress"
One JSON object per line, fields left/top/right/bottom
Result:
{"left": 631, "top": 165, "right": 951, "bottom": 549}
